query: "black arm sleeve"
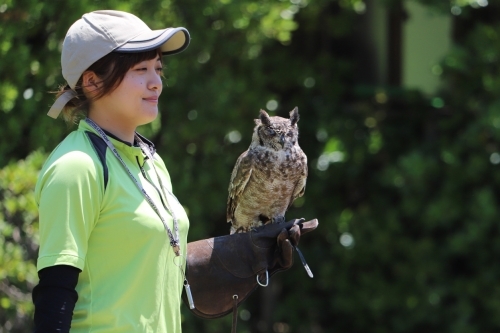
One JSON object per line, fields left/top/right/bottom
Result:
{"left": 32, "top": 265, "right": 81, "bottom": 333}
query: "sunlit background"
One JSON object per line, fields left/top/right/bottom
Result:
{"left": 1, "top": 0, "right": 500, "bottom": 332}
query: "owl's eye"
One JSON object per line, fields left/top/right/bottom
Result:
{"left": 268, "top": 129, "right": 276, "bottom": 136}
{"left": 287, "top": 132, "right": 293, "bottom": 137}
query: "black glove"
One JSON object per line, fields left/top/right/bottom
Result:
{"left": 183, "top": 218, "right": 318, "bottom": 319}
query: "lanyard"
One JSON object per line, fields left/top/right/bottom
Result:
{"left": 85, "top": 118, "right": 181, "bottom": 256}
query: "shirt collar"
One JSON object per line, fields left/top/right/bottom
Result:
{"left": 78, "top": 119, "right": 156, "bottom": 164}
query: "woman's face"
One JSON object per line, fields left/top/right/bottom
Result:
{"left": 91, "top": 56, "right": 163, "bottom": 129}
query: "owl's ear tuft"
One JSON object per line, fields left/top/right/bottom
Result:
{"left": 290, "top": 107, "right": 299, "bottom": 126}
{"left": 259, "top": 110, "right": 272, "bottom": 126}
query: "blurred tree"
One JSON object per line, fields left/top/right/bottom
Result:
{"left": 2, "top": 0, "right": 500, "bottom": 333}
{"left": 0, "top": 151, "right": 44, "bottom": 333}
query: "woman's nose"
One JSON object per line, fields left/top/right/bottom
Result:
{"left": 148, "top": 71, "right": 162, "bottom": 92}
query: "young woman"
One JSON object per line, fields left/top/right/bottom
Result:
{"left": 33, "top": 10, "right": 315, "bottom": 333}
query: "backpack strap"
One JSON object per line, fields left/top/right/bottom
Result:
{"left": 85, "top": 131, "right": 109, "bottom": 190}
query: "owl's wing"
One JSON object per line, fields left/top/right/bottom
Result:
{"left": 288, "top": 159, "right": 308, "bottom": 209}
{"left": 227, "top": 151, "right": 254, "bottom": 223}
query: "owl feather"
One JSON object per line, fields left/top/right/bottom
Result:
{"left": 227, "top": 107, "right": 308, "bottom": 234}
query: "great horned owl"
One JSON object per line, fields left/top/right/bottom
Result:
{"left": 227, "top": 107, "right": 308, "bottom": 234}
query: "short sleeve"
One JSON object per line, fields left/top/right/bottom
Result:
{"left": 35, "top": 150, "right": 103, "bottom": 271}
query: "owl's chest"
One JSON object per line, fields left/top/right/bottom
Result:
{"left": 250, "top": 148, "right": 305, "bottom": 180}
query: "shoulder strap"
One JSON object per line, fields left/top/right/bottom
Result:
{"left": 85, "top": 131, "right": 109, "bottom": 190}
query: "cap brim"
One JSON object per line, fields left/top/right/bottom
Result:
{"left": 115, "top": 27, "right": 190, "bottom": 55}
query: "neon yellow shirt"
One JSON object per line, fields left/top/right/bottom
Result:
{"left": 35, "top": 120, "right": 189, "bottom": 333}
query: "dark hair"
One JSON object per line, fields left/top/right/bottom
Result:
{"left": 56, "top": 48, "right": 163, "bottom": 125}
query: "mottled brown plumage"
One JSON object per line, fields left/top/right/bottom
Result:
{"left": 227, "top": 107, "right": 308, "bottom": 234}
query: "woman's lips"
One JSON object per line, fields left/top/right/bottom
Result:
{"left": 143, "top": 97, "right": 158, "bottom": 103}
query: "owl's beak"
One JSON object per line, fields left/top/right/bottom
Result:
{"left": 279, "top": 135, "right": 285, "bottom": 147}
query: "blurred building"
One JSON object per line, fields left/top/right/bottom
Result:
{"left": 360, "top": 0, "right": 452, "bottom": 95}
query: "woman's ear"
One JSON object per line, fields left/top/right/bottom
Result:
{"left": 81, "top": 71, "right": 102, "bottom": 96}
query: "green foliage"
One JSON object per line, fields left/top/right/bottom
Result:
{"left": 2, "top": 0, "right": 500, "bottom": 332}
{"left": 0, "top": 151, "right": 45, "bottom": 333}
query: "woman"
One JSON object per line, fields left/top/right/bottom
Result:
{"left": 33, "top": 9, "right": 314, "bottom": 333}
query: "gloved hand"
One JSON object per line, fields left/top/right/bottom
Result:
{"left": 183, "top": 218, "right": 318, "bottom": 319}
{"left": 266, "top": 219, "right": 312, "bottom": 276}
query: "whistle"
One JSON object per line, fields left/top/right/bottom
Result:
{"left": 184, "top": 281, "right": 195, "bottom": 309}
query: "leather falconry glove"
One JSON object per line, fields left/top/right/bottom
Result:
{"left": 182, "top": 218, "right": 318, "bottom": 320}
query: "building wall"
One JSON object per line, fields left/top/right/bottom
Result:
{"left": 402, "top": 1, "right": 452, "bottom": 95}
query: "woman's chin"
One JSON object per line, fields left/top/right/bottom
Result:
{"left": 138, "top": 110, "right": 159, "bottom": 126}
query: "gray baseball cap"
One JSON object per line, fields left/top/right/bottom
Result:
{"left": 47, "top": 10, "right": 190, "bottom": 119}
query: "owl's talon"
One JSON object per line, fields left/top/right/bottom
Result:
{"left": 272, "top": 216, "right": 286, "bottom": 224}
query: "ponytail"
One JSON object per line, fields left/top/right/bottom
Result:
{"left": 52, "top": 80, "right": 88, "bottom": 125}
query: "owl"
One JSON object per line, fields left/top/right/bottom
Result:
{"left": 227, "top": 107, "right": 308, "bottom": 234}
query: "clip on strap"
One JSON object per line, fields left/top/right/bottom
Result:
{"left": 47, "top": 90, "right": 78, "bottom": 119}
{"left": 256, "top": 270, "right": 269, "bottom": 287}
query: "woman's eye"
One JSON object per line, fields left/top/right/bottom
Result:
{"left": 156, "top": 67, "right": 163, "bottom": 72}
